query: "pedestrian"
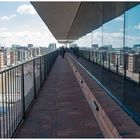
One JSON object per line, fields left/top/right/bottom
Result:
{"left": 60, "top": 46, "right": 66, "bottom": 59}
{"left": 76, "top": 47, "right": 79, "bottom": 59}
{"left": 59, "top": 48, "right": 62, "bottom": 55}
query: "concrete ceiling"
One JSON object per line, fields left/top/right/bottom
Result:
{"left": 32, "top": 2, "right": 139, "bottom": 43}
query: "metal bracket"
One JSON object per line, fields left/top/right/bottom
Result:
{"left": 92, "top": 101, "right": 99, "bottom": 111}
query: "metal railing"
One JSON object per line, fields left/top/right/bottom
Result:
{"left": 78, "top": 49, "right": 140, "bottom": 83}
{"left": 71, "top": 48, "right": 140, "bottom": 125}
{"left": 0, "top": 50, "right": 58, "bottom": 138}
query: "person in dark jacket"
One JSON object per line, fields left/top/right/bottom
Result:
{"left": 76, "top": 47, "right": 79, "bottom": 59}
{"left": 60, "top": 46, "right": 66, "bottom": 58}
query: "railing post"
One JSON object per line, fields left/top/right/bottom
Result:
{"left": 109, "top": 53, "right": 110, "bottom": 70}
{"left": 44, "top": 55, "right": 47, "bottom": 81}
{"left": 46, "top": 55, "right": 48, "bottom": 75}
{"left": 40, "top": 57, "right": 42, "bottom": 87}
{"left": 103, "top": 52, "right": 104, "bottom": 68}
{"left": 96, "top": 52, "right": 97, "bottom": 63}
{"left": 88, "top": 50, "right": 90, "bottom": 60}
{"left": 46, "top": 55, "right": 49, "bottom": 75}
{"left": 21, "top": 64, "right": 25, "bottom": 119}
{"left": 48, "top": 55, "right": 50, "bottom": 74}
{"left": 124, "top": 54, "right": 126, "bottom": 79}
{"left": 116, "top": 54, "right": 119, "bottom": 73}
{"left": 33, "top": 60, "right": 36, "bottom": 99}
{"left": 100, "top": 52, "right": 102, "bottom": 66}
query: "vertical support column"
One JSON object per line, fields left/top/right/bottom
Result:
{"left": 33, "top": 60, "right": 36, "bottom": 99}
{"left": 122, "top": 11, "right": 126, "bottom": 104}
{"left": 21, "top": 64, "right": 25, "bottom": 119}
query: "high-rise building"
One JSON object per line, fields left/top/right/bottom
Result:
{"left": 128, "top": 53, "right": 140, "bottom": 73}
{"left": 48, "top": 43, "right": 56, "bottom": 53}
{"left": 0, "top": 47, "right": 7, "bottom": 69}
{"left": 12, "top": 45, "right": 29, "bottom": 63}
{"left": 7, "top": 48, "right": 15, "bottom": 66}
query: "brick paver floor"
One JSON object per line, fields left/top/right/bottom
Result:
{"left": 15, "top": 54, "right": 103, "bottom": 138}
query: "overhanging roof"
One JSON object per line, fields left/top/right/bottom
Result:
{"left": 32, "top": 2, "right": 139, "bottom": 43}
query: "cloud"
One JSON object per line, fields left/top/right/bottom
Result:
{"left": 114, "top": 16, "right": 124, "bottom": 21}
{"left": 0, "top": 14, "right": 16, "bottom": 21}
{"left": 134, "top": 23, "right": 140, "bottom": 29}
{"left": 76, "top": 30, "right": 124, "bottom": 48}
{"left": 0, "top": 30, "right": 57, "bottom": 47}
{"left": 0, "top": 27, "right": 7, "bottom": 31}
{"left": 1, "top": 16, "right": 10, "bottom": 21}
{"left": 17, "top": 4, "right": 37, "bottom": 15}
{"left": 10, "top": 14, "right": 16, "bottom": 18}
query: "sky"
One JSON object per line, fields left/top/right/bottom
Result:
{"left": 0, "top": 2, "right": 140, "bottom": 48}
{"left": 0, "top": 2, "right": 60, "bottom": 47}
{"left": 75, "top": 4, "right": 140, "bottom": 48}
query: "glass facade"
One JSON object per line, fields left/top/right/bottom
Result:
{"left": 71, "top": 4, "right": 140, "bottom": 123}
{"left": 124, "top": 5, "right": 140, "bottom": 118}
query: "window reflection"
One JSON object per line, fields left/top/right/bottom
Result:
{"left": 125, "top": 5, "right": 140, "bottom": 82}
{"left": 70, "top": 4, "right": 140, "bottom": 124}
{"left": 103, "top": 15, "right": 124, "bottom": 72}
{"left": 124, "top": 4, "right": 140, "bottom": 118}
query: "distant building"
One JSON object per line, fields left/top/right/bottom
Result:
{"left": 99, "top": 45, "right": 112, "bottom": 51}
{"left": 48, "top": 43, "right": 56, "bottom": 53}
{"left": 39, "top": 47, "right": 47, "bottom": 55}
{"left": 110, "top": 53, "right": 116, "bottom": 66}
{"left": 29, "top": 47, "right": 47, "bottom": 58}
{"left": 92, "top": 44, "right": 98, "bottom": 50}
{"left": 12, "top": 45, "right": 29, "bottom": 63}
{"left": 133, "top": 44, "right": 140, "bottom": 53}
{"left": 133, "top": 44, "right": 140, "bottom": 49}
{"left": 0, "top": 47, "right": 7, "bottom": 69}
{"left": 30, "top": 47, "right": 39, "bottom": 57}
{"left": 7, "top": 48, "right": 15, "bottom": 66}
{"left": 0, "top": 44, "right": 49, "bottom": 69}
{"left": 128, "top": 53, "right": 140, "bottom": 73}
{"left": 28, "top": 44, "right": 33, "bottom": 48}
{"left": 123, "top": 46, "right": 132, "bottom": 53}
{"left": 69, "top": 44, "right": 77, "bottom": 48}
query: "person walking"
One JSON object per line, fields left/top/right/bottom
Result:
{"left": 60, "top": 46, "right": 66, "bottom": 59}
{"left": 76, "top": 47, "right": 79, "bottom": 59}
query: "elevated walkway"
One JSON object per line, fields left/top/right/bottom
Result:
{"left": 15, "top": 54, "right": 103, "bottom": 138}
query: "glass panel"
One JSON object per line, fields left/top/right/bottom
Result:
{"left": 91, "top": 27, "right": 103, "bottom": 82}
{"left": 102, "top": 14, "right": 124, "bottom": 102}
{"left": 24, "top": 61, "right": 34, "bottom": 110}
{"left": 41, "top": 57, "right": 45, "bottom": 83}
{"left": 124, "top": 5, "right": 140, "bottom": 117}
{"left": 35, "top": 58, "right": 40, "bottom": 93}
